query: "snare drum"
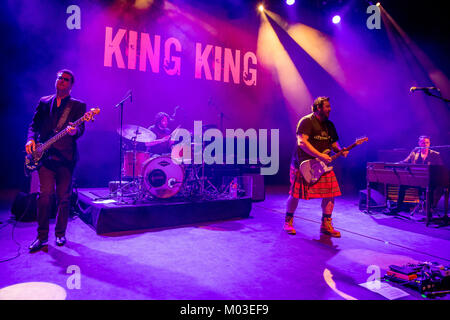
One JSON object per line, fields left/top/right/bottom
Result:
{"left": 141, "top": 155, "right": 184, "bottom": 198}
{"left": 123, "top": 151, "right": 150, "bottom": 177}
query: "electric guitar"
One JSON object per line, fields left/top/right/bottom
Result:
{"left": 299, "top": 136, "right": 368, "bottom": 185}
{"left": 24, "top": 107, "right": 100, "bottom": 176}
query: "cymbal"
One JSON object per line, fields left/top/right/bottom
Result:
{"left": 118, "top": 125, "right": 156, "bottom": 142}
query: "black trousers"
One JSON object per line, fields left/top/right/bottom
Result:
{"left": 37, "top": 161, "right": 73, "bottom": 241}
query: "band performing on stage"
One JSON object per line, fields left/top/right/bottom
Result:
{"left": 23, "top": 76, "right": 449, "bottom": 253}
{"left": 3, "top": 0, "right": 450, "bottom": 302}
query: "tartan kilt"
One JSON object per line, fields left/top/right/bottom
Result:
{"left": 289, "top": 165, "right": 341, "bottom": 200}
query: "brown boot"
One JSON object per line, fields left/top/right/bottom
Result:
{"left": 320, "top": 217, "right": 341, "bottom": 238}
{"left": 284, "top": 216, "right": 296, "bottom": 235}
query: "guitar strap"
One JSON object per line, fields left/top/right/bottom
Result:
{"left": 55, "top": 99, "right": 74, "bottom": 133}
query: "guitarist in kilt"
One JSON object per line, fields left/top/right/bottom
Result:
{"left": 285, "top": 97, "right": 348, "bottom": 237}
{"left": 25, "top": 69, "right": 86, "bottom": 252}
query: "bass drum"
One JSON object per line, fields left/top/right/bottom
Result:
{"left": 141, "top": 155, "right": 184, "bottom": 199}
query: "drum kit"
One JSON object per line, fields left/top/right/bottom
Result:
{"left": 113, "top": 124, "right": 220, "bottom": 202}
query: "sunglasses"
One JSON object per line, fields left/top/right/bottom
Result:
{"left": 57, "top": 75, "right": 71, "bottom": 82}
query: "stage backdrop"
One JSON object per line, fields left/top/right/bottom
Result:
{"left": 1, "top": 0, "right": 449, "bottom": 194}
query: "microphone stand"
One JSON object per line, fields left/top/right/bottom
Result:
{"left": 419, "top": 90, "right": 450, "bottom": 226}
{"left": 115, "top": 91, "right": 132, "bottom": 202}
{"left": 208, "top": 98, "right": 229, "bottom": 133}
{"left": 415, "top": 144, "right": 450, "bottom": 227}
{"left": 219, "top": 111, "right": 224, "bottom": 133}
{"left": 422, "top": 89, "right": 450, "bottom": 103}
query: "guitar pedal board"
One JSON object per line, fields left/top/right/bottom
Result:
{"left": 383, "top": 262, "right": 450, "bottom": 296}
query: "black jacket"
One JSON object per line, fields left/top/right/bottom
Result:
{"left": 27, "top": 94, "right": 87, "bottom": 164}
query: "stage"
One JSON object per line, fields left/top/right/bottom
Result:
{"left": 0, "top": 187, "right": 449, "bottom": 300}
{"left": 1, "top": 0, "right": 450, "bottom": 307}
{"left": 76, "top": 188, "right": 253, "bottom": 234}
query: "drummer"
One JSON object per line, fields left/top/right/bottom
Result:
{"left": 145, "top": 112, "right": 175, "bottom": 155}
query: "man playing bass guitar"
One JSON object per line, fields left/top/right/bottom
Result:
{"left": 25, "top": 69, "right": 86, "bottom": 252}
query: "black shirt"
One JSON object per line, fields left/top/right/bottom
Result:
{"left": 147, "top": 124, "right": 171, "bottom": 155}
{"left": 291, "top": 113, "right": 339, "bottom": 168}
{"left": 402, "top": 149, "right": 443, "bottom": 165}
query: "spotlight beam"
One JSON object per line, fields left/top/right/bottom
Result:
{"left": 264, "top": 10, "right": 349, "bottom": 93}
{"left": 257, "top": 11, "right": 312, "bottom": 130}
{"left": 380, "top": 6, "right": 450, "bottom": 98}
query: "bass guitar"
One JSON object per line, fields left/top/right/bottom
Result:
{"left": 24, "top": 107, "right": 100, "bottom": 176}
{"left": 299, "top": 136, "right": 368, "bottom": 185}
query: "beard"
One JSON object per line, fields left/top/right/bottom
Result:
{"left": 319, "top": 110, "right": 329, "bottom": 120}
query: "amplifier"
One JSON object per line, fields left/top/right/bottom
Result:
{"left": 242, "top": 173, "right": 265, "bottom": 202}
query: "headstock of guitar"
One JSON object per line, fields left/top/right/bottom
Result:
{"left": 83, "top": 107, "right": 100, "bottom": 122}
{"left": 355, "top": 136, "right": 369, "bottom": 145}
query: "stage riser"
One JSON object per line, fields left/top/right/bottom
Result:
{"left": 77, "top": 190, "right": 252, "bottom": 234}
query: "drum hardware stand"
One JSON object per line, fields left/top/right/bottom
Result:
{"left": 182, "top": 140, "right": 219, "bottom": 199}
{"left": 199, "top": 151, "right": 219, "bottom": 195}
{"left": 200, "top": 172, "right": 219, "bottom": 196}
{"left": 121, "top": 137, "right": 144, "bottom": 199}
{"left": 184, "top": 140, "right": 217, "bottom": 197}
{"left": 199, "top": 141, "right": 219, "bottom": 197}
{"left": 119, "top": 137, "right": 159, "bottom": 203}
{"left": 114, "top": 124, "right": 156, "bottom": 203}
{"left": 114, "top": 137, "right": 139, "bottom": 202}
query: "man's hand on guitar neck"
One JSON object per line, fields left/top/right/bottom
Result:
{"left": 25, "top": 140, "right": 36, "bottom": 154}
{"left": 332, "top": 142, "right": 348, "bottom": 158}
{"left": 335, "top": 148, "right": 349, "bottom": 158}
{"left": 67, "top": 122, "right": 77, "bottom": 136}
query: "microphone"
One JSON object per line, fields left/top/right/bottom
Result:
{"left": 114, "top": 90, "right": 132, "bottom": 107}
{"left": 410, "top": 86, "right": 438, "bottom": 92}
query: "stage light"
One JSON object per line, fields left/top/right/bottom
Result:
{"left": 134, "top": 0, "right": 154, "bottom": 10}
{"left": 286, "top": 0, "right": 295, "bottom": 5}
{"left": 332, "top": 15, "right": 341, "bottom": 24}
{"left": 0, "top": 282, "right": 67, "bottom": 300}
{"left": 258, "top": 4, "right": 264, "bottom": 12}
{"left": 376, "top": 2, "right": 381, "bottom": 6}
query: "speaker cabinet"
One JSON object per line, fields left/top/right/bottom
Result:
{"left": 243, "top": 173, "right": 265, "bottom": 202}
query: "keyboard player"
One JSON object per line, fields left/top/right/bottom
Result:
{"left": 392, "top": 135, "right": 444, "bottom": 213}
